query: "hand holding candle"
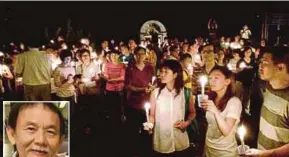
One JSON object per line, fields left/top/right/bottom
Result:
{"left": 144, "top": 102, "right": 150, "bottom": 123}
{"left": 237, "top": 125, "right": 249, "bottom": 155}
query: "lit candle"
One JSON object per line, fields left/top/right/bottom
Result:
{"left": 195, "top": 54, "right": 201, "bottom": 63}
{"left": 50, "top": 40, "right": 55, "bottom": 44}
{"left": 188, "top": 64, "right": 193, "bottom": 75}
{"left": 70, "top": 61, "right": 75, "bottom": 67}
{"left": 239, "top": 62, "right": 247, "bottom": 69}
{"left": 151, "top": 76, "right": 156, "bottom": 84}
{"left": 238, "top": 125, "right": 247, "bottom": 150}
{"left": 227, "top": 63, "right": 233, "bottom": 71}
{"left": 80, "top": 39, "right": 86, "bottom": 44}
{"left": 91, "top": 52, "right": 97, "bottom": 59}
{"left": 82, "top": 78, "right": 89, "bottom": 83}
{"left": 122, "top": 56, "right": 126, "bottom": 62}
{"left": 115, "top": 47, "right": 119, "bottom": 50}
{"left": 199, "top": 75, "right": 208, "bottom": 96}
{"left": 144, "top": 102, "right": 150, "bottom": 123}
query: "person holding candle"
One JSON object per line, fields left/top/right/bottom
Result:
{"left": 52, "top": 49, "right": 76, "bottom": 112}
{"left": 200, "top": 66, "right": 242, "bottom": 157}
{"left": 101, "top": 50, "right": 126, "bottom": 129}
{"left": 76, "top": 49, "right": 101, "bottom": 105}
{"left": 125, "top": 47, "right": 154, "bottom": 157}
{"left": 146, "top": 59, "right": 196, "bottom": 157}
{"left": 246, "top": 47, "right": 289, "bottom": 157}
{"left": 119, "top": 45, "right": 134, "bottom": 65}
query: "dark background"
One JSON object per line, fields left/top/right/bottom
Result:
{"left": 0, "top": 1, "right": 289, "bottom": 45}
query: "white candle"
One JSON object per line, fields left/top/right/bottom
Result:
{"left": 188, "top": 64, "right": 193, "bottom": 75}
{"left": 199, "top": 75, "right": 208, "bottom": 96}
{"left": 238, "top": 125, "right": 247, "bottom": 149}
{"left": 144, "top": 102, "right": 151, "bottom": 123}
{"left": 151, "top": 76, "right": 156, "bottom": 84}
{"left": 122, "top": 56, "right": 126, "bottom": 62}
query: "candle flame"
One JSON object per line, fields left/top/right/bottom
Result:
{"left": 238, "top": 125, "right": 246, "bottom": 140}
{"left": 152, "top": 76, "right": 156, "bottom": 84}
{"left": 199, "top": 75, "right": 208, "bottom": 85}
{"left": 239, "top": 62, "right": 247, "bottom": 69}
{"left": 82, "top": 78, "right": 89, "bottom": 82}
{"left": 145, "top": 102, "right": 150, "bottom": 110}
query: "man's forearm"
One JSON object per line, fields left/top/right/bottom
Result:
{"left": 271, "top": 144, "right": 289, "bottom": 157}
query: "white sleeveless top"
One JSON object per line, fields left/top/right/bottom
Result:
{"left": 153, "top": 87, "right": 190, "bottom": 154}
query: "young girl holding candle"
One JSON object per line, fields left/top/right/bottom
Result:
{"left": 200, "top": 66, "right": 242, "bottom": 157}
{"left": 146, "top": 59, "right": 196, "bottom": 157}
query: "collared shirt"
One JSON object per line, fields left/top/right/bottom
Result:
{"left": 126, "top": 64, "right": 154, "bottom": 109}
{"left": 15, "top": 49, "right": 52, "bottom": 86}
{"left": 152, "top": 87, "right": 189, "bottom": 153}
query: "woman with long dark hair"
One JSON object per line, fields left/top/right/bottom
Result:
{"left": 146, "top": 59, "right": 196, "bottom": 157}
{"left": 201, "top": 66, "right": 242, "bottom": 157}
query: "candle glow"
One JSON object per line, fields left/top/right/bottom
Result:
{"left": 238, "top": 125, "right": 246, "bottom": 144}
{"left": 199, "top": 75, "right": 208, "bottom": 95}
{"left": 188, "top": 64, "right": 193, "bottom": 75}
{"left": 151, "top": 76, "right": 156, "bottom": 84}
{"left": 239, "top": 62, "right": 247, "bottom": 69}
{"left": 144, "top": 102, "right": 151, "bottom": 123}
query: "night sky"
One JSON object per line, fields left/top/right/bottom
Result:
{"left": 1, "top": 1, "right": 289, "bottom": 44}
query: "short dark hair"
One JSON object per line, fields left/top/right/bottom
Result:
{"left": 109, "top": 49, "right": 121, "bottom": 55}
{"left": 180, "top": 53, "right": 192, "bottom": 61}
{"left": 79, "top": 49, "right": 90, "bottom": 57}
{"left": 265, "top": 46, "right": 289, "bottom": 73}
{"left": 7, "top": 102, "right": 66, "bottom": 136}
{"left": 59, "top": 49, "right": 73, "bottom": 62}
{"left": 134, "top": 46, "right": 146, "bottom": 55}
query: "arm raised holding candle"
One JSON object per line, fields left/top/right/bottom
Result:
{"left": 201, "top": 97, "right": 242, "bottom": 136}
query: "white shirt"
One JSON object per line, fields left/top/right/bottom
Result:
{"left": 152, "top": 87, "right": 189, "bottom": 153}
{"left": 205, "top": 97, "right": 242, "bottom": 157}
{"left": 76, "top": 62, "right": 100, "bottom": 87}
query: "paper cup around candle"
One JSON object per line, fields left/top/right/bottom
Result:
{"left": 237, "top": 145, "right": 250, "bottom": 156}
{"left": 197, "top": 94, "right": 209, "bottom": 108}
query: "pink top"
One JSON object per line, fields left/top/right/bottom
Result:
{"left": 104, "top": 62, "right": 126, "bottom": 91}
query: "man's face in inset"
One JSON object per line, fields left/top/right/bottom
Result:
{"left": 7, "top": 104, "right": 64, "bottom": 157}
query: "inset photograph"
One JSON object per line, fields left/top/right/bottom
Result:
{"left": 3, "top": 101, "right": 69, "bottom": 157}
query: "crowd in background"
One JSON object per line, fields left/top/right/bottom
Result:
{"left": 0, "top": 24, "right": 288, "bottom": 157}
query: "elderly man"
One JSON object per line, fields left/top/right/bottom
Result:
{"left": 6, "top": 102, "right": 66, "bottom": 157}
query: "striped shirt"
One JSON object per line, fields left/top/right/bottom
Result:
{"left": 104, "top": 62, "right": 126, "bottom": 91}
{"left": 258, "top": 85, "right": 289, "bottom": 150}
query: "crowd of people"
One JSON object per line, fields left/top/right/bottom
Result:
{"left": 0, "top": 24, "right": 289, "bottom": 157}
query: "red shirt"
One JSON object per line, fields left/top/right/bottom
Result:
{"left": 104, "top": 62, "right": 126, "bottom": 91}
{"left": 126, "top": 64, "right": 154, "bottom": 109}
